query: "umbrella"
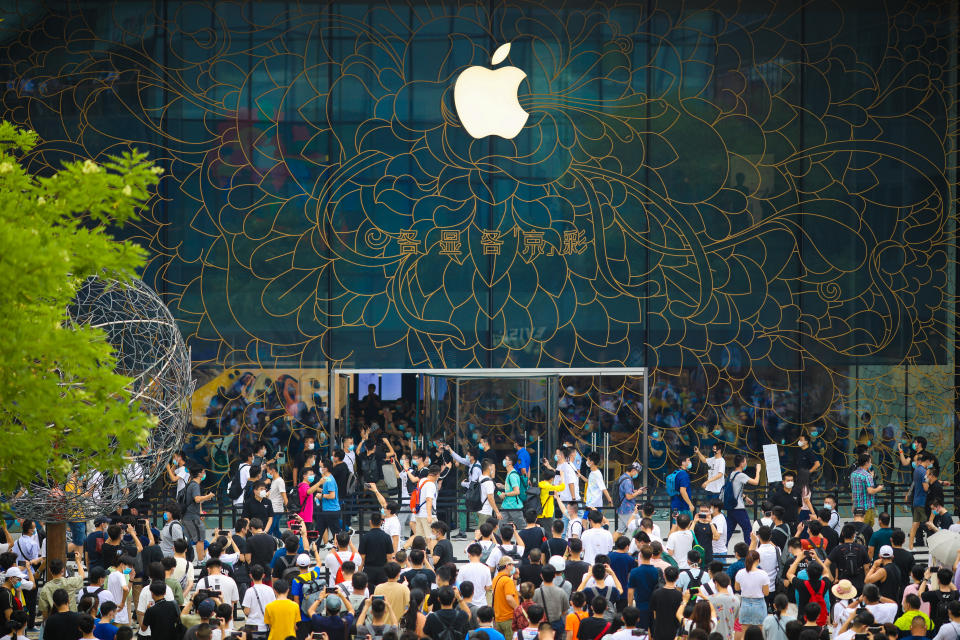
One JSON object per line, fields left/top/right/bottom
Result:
{"left": 927, "top": 530, "right": 960, "bottom": 567}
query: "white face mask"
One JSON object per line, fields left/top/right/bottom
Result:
{"left": 823, "top": 503, "right": 832, "bottom": 511}
{"left": 784, "top": 481, "right": 794, "bottom": 489}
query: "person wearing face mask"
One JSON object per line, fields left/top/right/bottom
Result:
{"left": 492, "top": 557, "right": 520, "bottom": 638}
{"left": 695, "top": 443, "right": 727, "bottom": 499}
{"left": 158, "top": 503, "right": 186, "bottom": 557}
{"left": 293, "top": 436, "right": 318, "bottom": 486}
{"left": 725, "top": 454, "right": 762, "bottom": 547}
{"left": 297, "top": 466, "right": 326, "bottom": 531}
{"left": 795, "top": 433, "right": 822, "bottom": 476}
{"left": 850, "top": 454, "right": 884, "bottom": 529}
{"left": 770, "top": 470, "right": 802, "bottom": 528}
{"left": 183, "top": 465, "right": 215, "bottom": 562}
{"left": 105, "top": 555, "right": 135, "bottom": 625}
{"left": 669, "top": 455, "right": 695, "bottom": 518}
{"left": 265, "top": 462, "right": 287, "bottom": 538}
{"left": 242, "top": 480, "right": 275, "bottom": 533}
{"left": 0, "top": 567, "right": 30, "bottom": 624}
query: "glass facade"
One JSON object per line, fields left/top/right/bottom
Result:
{"left": 0, "top": 1, "right": 956, "bottom": 483}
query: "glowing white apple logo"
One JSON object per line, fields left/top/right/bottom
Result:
{"left": 454, "top": 42, "right": 529, "bottom": 139}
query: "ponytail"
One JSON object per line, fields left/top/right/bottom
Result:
{"left": 744, "top": 550, "right": 760, "bottom": 572}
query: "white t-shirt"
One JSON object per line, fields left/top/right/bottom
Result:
{"left": 172, "top": 558, "right": 194, "bottom": 589}
{"left": 581, "top": 527, "right": 614, "bottom": 565}
{"left": 269, "top": 476, "right": 287, "bottom": 514}
{"left": 478, "top": 476, "right": 496, "bottom": 515}
{"left": 559, "top": 462, "right": 580, "bottom": 501}
{"left": 76, "top": 584, "right": 116, "bottom": 608}
{"left": 865, "top": 602, "right": 898, "bottom": 624}
{"left": 606, "top": 629, "right": 648, "bottom": 640}
{"left": 482, "top": 541, "right": 525, "bottom": 569}
{"left": 666, "top": 530, "right": 695, "bottom": 568}
{"left": 705, "top": 457, "right": 726, "bottom": 493}
{"left": 457, "top": 561, "right": 493, "bottom": 607}
{"left": 585, "top": 469, "right": 605, "bottom": 508}
{"left": 233, "top": 463, "right": 251, "bottom": 506}
{"left": 196, "top": 574, "right": 240, "bottom": 605}
{"left": 242, "top": 583, "right": 276, "bottom": 631}
{"left": 734, "top": 568, "right": 769, "bottom": 598}
{"left": 324, "top": 550, "right": 362, "bottom": 579}
{"left": 383, "top": 515, "right": 401, "bottom": 542}
{"left": 730, "top": 471, "right": 750, "bottom": 509}
{"left": 416, "top": 480, "right": 437, "bottom": 517}
{"left": 106, "top": 571, "right": 130, "bottom": 624}
{"left": 174, "top": 465, "right": 190, "bottom": 494}
{"left": 711, "top": 514, "right": 728, "bottom": 556}
{"left": 757, "top": 543, "right": 780, "bottom": 588}
{"left": 136, "top": 585, "right": 174, "bottom": 636}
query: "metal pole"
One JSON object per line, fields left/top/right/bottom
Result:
{"left": 642, "top": 369, "right": 649, "bottom": 488}
{"left": 604, "top": 432, "right": 610, "bottom": 483}
{"left": 456, "top": 378, "right": 461, "bottom": 447}
{"left": 328, "top": 368, "right": 335, "bottom": 448}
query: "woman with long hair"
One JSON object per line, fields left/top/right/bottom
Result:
{"left": 735, "top": 551, "right": 770, "bottom": 640}
{"left": 795, "top": 468, "right": 815, "bottom": 522}
{"left": 677, "top": 596, "right": 718, "bottom": 634}
{"left": 761, "top": 593, "right": 795, "bottom": 640}
{"left": 400, "top": 588, "right": 427, "bottom": 638}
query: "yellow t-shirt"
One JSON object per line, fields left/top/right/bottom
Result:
{"left": 264, "top": 597, "right": 301, "bottom": 640}
{"left": 538, "top": 480, "right": 566, "bottom": 518}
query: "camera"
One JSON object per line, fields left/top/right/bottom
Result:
{"left": 325, "top": 586, "right": 338, "bottom": 594}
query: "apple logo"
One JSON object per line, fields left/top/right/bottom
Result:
{"left": 454, "top": 42, "right": 529, "bottom": 139}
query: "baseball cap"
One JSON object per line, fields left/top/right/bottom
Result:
{"left": 94, "top": 516, "right": 110, "bottom": 526}
{"left": 497, "top": 556, "right": 515, "bottom": 569}
{"left": 3, "top": 567, "right": 26, "bottom": 581}
{"left": 325, "top": 594, "right": 342, "bottom": 612}
{"left": 548, "top": 556, "right": 566, "bottom": 572}
{"left": 296, "top": 553, "right": 311, "bottom": 567}
{"left": 879, "top": 545, "right": 893, "bottom": 558}
{"left": 853, "top": 507, "right": 866, "bottom": 516}
{"left": 197, "top": 598, "right": 216, "bottom": 617}
{"left": 630, "top": 462, "right": 642, "bottom": 472}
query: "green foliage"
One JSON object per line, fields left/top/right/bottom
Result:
{"left": 0, "top": 120, "right": 162, "bottom": 496}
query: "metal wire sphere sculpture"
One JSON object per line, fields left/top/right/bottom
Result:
{"left": 6, "top": 277, "right": 193, "bottom": 522}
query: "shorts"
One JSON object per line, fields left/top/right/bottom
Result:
{"left": 913, "top": 506, "right": 927, "bottom": 523}
{"left": 616, "top": 514, "right": 635, "bottom": 534}
{"left": 183, "top": 517, "right": 205, "bottom": 542}
{"left": 739, "top": 597, "right": 767, "bottom": 625}
{"left": 68, "top": 521, "right": 86, "bottom": 545}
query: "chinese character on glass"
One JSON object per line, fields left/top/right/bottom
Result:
{"left": 522, "top": 230, "right": 545, "bottom": 260}
{"left": 397, "top": 230, "right": 420, "bottom": 255}
{"left": 439, "top": 230, "right": 462, "bottom": 257}
{"left": 560, "top": 229, "right": 588, "bottom": 256}
{"left": 480, "top": 230, "right": 503, "bottom": 255}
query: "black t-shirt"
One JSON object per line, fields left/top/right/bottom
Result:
{"left": 518, "top": 563, "right": 543, "bottom": 587}
{"left": 770, "top": 489, "right": 801, "bottom": 523}
{"left": 44, "top": 610, "right": 81, "bottom": 639}
{"left": 242, "top": 498, "right": 274, "bottom": 523}
{"left": 578, "top": 616, "right": 621, "bottom": 640}
{"left": 332, "top": 462, "right": 351, "bottom": 498}
{"left": 0, "top": 589, "right": 23, "bottom": 616}
{"left": 358, "top": 528, "right": 394, "bottom": 568}
{"left": 922, "top": 590, "right": 960, "bottom": 627}
{"left": 826, "top": 543, "right": 870, "bottom": 588}
{"left": 432, "top": 539, "right": 454, "bottom": 568}
{"left": 401, "top": 567, "right": 436, "bottom": 591}
{"left": 542, "top": 537, "right": 569, "bottom": 558}
{"left": 143, "top": 599, "right": 181, "bottom": 639}
{"left": 247, "top": 533, "right": 278, "bottom": 569}
{"left": 933, "top": 513, "right": 954, "bottom": 530}
{"left": 423, "top": 608, "right": 470, "bottom": 640}
{"left": 820, "top": 526, "right": 839, "bottom": 553}
{"left": 565, "top": 560, "right": 590, "bottom": 590}
{"left": 893, "top": 547, "right": 916, "bottom": 580}
{"left": 771, "top": 524, "right": 791, "bottom": 549}
{"left": 517, "top": 527, "right": 546, "bottom": 562}
{"left": 693, "top": 522, "right": 714, "bottom": 564}
{"left": 232, "top": 533, "right": 248, "bottom": 554}
{"left": 796, "top": 447, "right": 820, "bottom": 473}
{"left": 100, "top": 541, "right": 122, "bottom": 567}
{"left": 877, "top": 563, "right": 902, "bottom": 602}
{"left": 927, "top": 481, "right": 945, "bottom": 510}
{"left": 648, "top": 588, "right": 682, "bottom": 640}
{"left": 273, "top": 552, "right": 300, "bottom": 580}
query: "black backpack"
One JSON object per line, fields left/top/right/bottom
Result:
{"left": 683, "top": 568, "right": 706, "bottom": 601}
{"left": 464, "top": 472, "right": 489, "bottom": 511}
{"left": 430, "top": 612, "right": 459, "bottom": 640}
{"left": 227, "top": 463, "right": 249, "bottom": 500}
{"left": 835, "top": 543, "right": 864, "bottom": 582}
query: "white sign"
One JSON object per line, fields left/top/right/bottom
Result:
{"left": 763, "top": 444, "right": 782, "bottom": 483}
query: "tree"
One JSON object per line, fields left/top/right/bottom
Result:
{"left": 0, "top": 120, "right": 163, "bottom": 497}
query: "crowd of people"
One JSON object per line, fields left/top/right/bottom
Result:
{"left": 0, "top": 411, "right": 955, "bottom": 640}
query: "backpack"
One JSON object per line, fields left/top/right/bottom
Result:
{"left": 499, "top": 544, "right": 523, "bottom": 562}
{"left": 479, "top": 542, "right": 498, "bottom": 566}
{"left": 803, "top": 580, "right": 829, "bottom": 626}
{"left": 665, "top": 470, "right": 682, "bottom": 498}
{"left": 295, "top": 568, "right": 329, "bottom": 617}
{"left": 345, "top": 472, "right": 360, "bottom": 496}
{"left": 683, "top": 568, "right": 706, "bottom": 601}
{"left": 274, "top": 554, "right": 300, "bottom": 581}
{"left": 359, "top": 451, "right": 379, "bottom": 481}
{"left": 227, "top": 463, "right": 250, "bottom": 500}
{"left": 431, "top": 611, "right": 460, "bottom": 640}
{"left": 330, "top": 551, "right": 357, "bottom": 584}
{"left": 721, "top": 472, "right": 743, "bottom": 511}
{"left": 615, "top": 474, "right": 633, "bottom": 508}
{"left": 835, "top": 543, "right": 864, "bottom": 582}
{"left": 689, "top": 530, "right": 705, "bottom": 563}
{"left": 587, "top": 585, "right": 618, "bottom": 621}
{"left": 288, "top": 483, "right": 305, "bottom": 512}
{"left": 410, "top": 478, "right": 430, "bottom": 515}
{"left": 850, "top": 523, "right": 868, "bottom": 547}
{"left": 464, "top": 470, "right": 488, "bottom": 511}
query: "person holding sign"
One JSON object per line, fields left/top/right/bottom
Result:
{"left": 725, "top": 455, "right": 762, "bottom": 547}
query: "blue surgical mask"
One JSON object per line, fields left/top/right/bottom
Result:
{"left": 553, "top": 454, "right": 559, "bottom": 462}
{"left": 684, "top": 461, "right": 692, "bottom": 470}
{"left": 713, "top": 429, "right": 723, "bottom": 436}
{"left": 163, "top": 513, "right": 169, "bottom": 522}
{"left": 123, "top": 568, "right": 132, "bottom": 575}
{"left": 911, "top": 442, "right": 918, "bottom": 450}
{"left": 411, "top": 460, "right": 419, "bottom": 468}
{"left": 651, "top": 431, "right": 660, "bottom": 439}
{"left": 306, "top": 474, "right": 315, "bottom": 482}
{"left": 380, "top": 508, "right": 386, "bottom": 516}
{"left": 865, "top": 440, "right": 871, "bottom": 446}
{"left": 13, "top": 580, "right": 21, "bottom": 589}
{"left": 348, "top": 444, "right": 355, "bottom": 452}
{"left": 811, "top": 431, "right": 820, "bottom": 438}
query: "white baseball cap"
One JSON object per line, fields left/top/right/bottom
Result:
{"left": 296, "top": 553, "right": 311, "bottom": 567}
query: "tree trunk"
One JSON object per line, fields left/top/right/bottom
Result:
{"left": 44, "top": 522, "right": 66, "bottom": 581}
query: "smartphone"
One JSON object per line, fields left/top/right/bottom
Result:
{"left": 631, "top": 632, "right": 647, "bottom": 638}
{"left": 16, "top": 561, "right": 25, "bottom": 567}
{"left": 326, "top": 586, "right": 338, "bottom": 594}
{"left": 307, "top": 530, "right": 320, "bottom": 540}
{"left": 372, "top": 595, "right": 385, "bottom": 601}
{"left": 854, "top": 634, "right": 869, "bottom": 640}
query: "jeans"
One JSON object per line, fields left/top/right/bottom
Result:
{"left": 727, "top": 508, "right": 753, "bottom": 546}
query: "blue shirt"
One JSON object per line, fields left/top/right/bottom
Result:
{"left": 608, "top": 551, "right": 637, "bottom": 589}
{"left": 670, "top": 469, "right": 691, "bottom": 510}
{"left": 269, "top": 542, "right": 305, "bottom": 568}
{"left": 516, "top": 447, "right": 531, "bottom": 474}
{"left": 726, "top": 559, "right": 745, "bottom": 582}
{"left": 913, "top": 465, "right": 928, "bottom": 506}
{"left": 322, "top": 476, "right": 340, "bottom": 511}
{"left": 477, "top": 628, "right": 507, "bottom": 640}
{"left": 617, "top": 474, "right": 637, "bottom": 515}
{"left": 94, "top": 620, "right": 119, "bottom": 640}
{"left": 628, "top": 564, "right": 661, "bottom": 610}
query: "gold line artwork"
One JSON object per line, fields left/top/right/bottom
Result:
{"left": 0, "top": 0, "right": 956, "bottom": 485}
